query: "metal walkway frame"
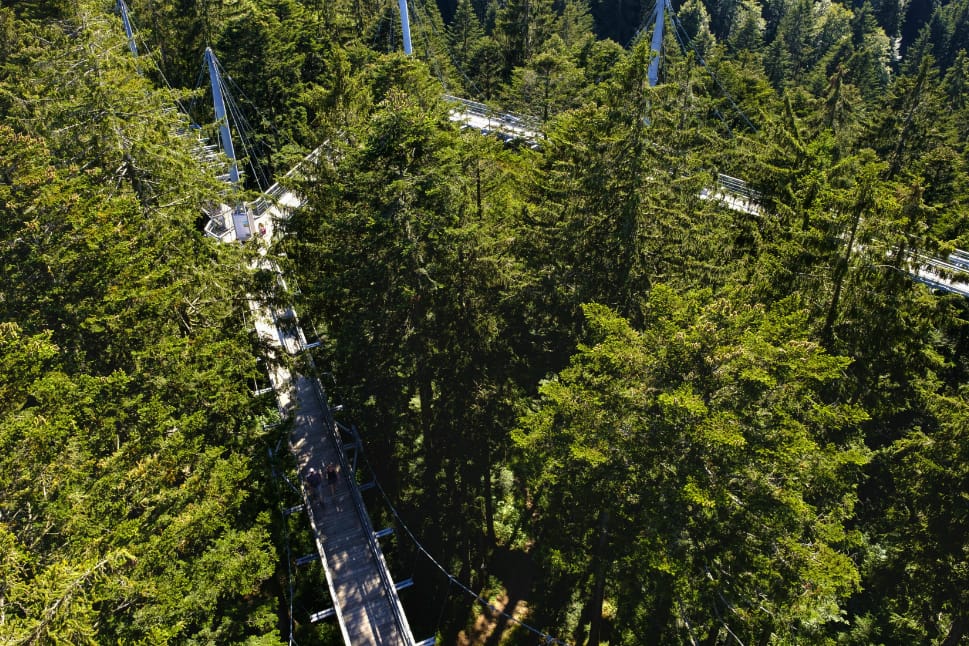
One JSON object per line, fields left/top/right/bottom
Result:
{"left": 249, "top": 254, "right": 422, "bottom": 645}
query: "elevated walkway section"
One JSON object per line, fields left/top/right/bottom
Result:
{"left": 204, "top": 146, "right": 322, "bottom": 243}
{"left": 700, "top": 174, "right": 969, "bottom": 297}
{"left": 445, "top": 94, "right": 540, "bottom": 145}
{"left": 249, "top": 272, "right": 419, "bottom": 645}
{"left": 699, "top": 173, "right": 763, "bottom": 216}
{"left": 203, "top": 144, "right": 425, "bottom": 641}
{"left": 908, "top": 250, "right": 969, "bottom": 298}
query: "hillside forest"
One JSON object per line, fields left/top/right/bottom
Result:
{"left": 2, "top": 0, "right": 969, "bottom": 643}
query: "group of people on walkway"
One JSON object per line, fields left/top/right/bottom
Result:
{"left": 304, "top": 462, "right": 338, "bottom": 506}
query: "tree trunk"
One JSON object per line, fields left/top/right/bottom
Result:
{"left": 587, "top": 508, "right": 611, "bottom": 646}
{"left": 483, "top": 440, "right": 497, "bottom": 547}
{"left": 887, "top": 60, "right": 928, "bottom": 180}
{"left": 941, "top": 613, "right": 967, "bottom": 646}
{"left": 475, "top": 158, "right": 483, "bottom": 221}
{"left": 646, "top": 571, "right": 674, "bottom": 646}
{"left": 418, "top": 366, "right": 434, "bottom": 453}
{"left": 822, "top": 189, "right": 866, "bottom": 343}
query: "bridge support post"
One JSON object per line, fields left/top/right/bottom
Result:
{"left": 647, "top": 0, "right": 665, "bottom": 86}
{"left": 117, "top": 0, "right": 138, "bottom": 56}
{"left": 204, "top": 47, "right": 254, "bottom": 241}
{"left": 398, "top": 0, "right": 413, "bottom": 55}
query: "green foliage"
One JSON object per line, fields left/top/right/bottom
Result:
{"left": 505, "top": 36, "right": 586, "bottom": 121}
{"left": 854, "top": 377, "right": 969, "bottom": 644}
{"left": 0, "top": 4, "right": 278, "bottom": 643}
{"left": 514, "top": 291, "right": 869, "bottom": 644}
{"left": 495, "top": 0, "right": 557, "bottom": 72}
{"left": 281, "top": 54, "right": 537, "bottom": 612}
{"left": 4, "top": 0, "right": 969, "bottom": 643}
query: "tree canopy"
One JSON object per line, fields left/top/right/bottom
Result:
{"left": 3, "top": 0, "right": 969, "bottom": 644}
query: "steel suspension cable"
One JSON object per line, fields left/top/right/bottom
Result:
{"left": 407, "top": 0, "right": 449, "bottom": 89}
{"left": 350, "top": 429, "right": 569, "bottom": 645}
{"left": 665, "top": 0, "right": 757, "bottom": 132}
{"left": 662, "top": 3, "right": 735, "bottom": 135}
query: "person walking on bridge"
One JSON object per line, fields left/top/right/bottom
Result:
{"left": 304, "top": 467, "right": 323, "bottom": 505}
{"left": 326, "top": 462, "right": 338, "bottom": 498}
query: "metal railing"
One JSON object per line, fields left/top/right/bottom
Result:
{"left": 305, "top": 351, "right": 416, "bottom": 645}
{"left": 250, "top": 145, "right": 323, "bottom": 218}
{"left": 947, "top": 249, "right": 969, "bottom": 272}
{"left": 443, "top": 95, "right": 541, "bottom": 141}
{"left": 716, "top": 173, "right": 762, "bottom": 202}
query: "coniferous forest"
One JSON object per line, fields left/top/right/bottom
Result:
{"left": 2, "top": 0, "right": 969, "bottom": 643}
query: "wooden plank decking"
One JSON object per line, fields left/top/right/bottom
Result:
{"left": 250, "top": 282, "right": 416, "bottom": 646}
{"left": 290, "top": 373, "right": 415, "bottom": 646}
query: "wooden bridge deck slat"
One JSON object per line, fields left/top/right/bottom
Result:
{"left": 288, "top": 371, "right": 413, "bottom": 646}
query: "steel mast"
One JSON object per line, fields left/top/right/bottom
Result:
{"left": 647, "top": 0, "right": 666, "bottom": 86}
{"left": 117, "top": 0, "right": 139, "bottom": 56}
{"left": 204, "top": 47, "right": 254, "bottom": 241}
{"left": 398, "top": 0, "right": 413, "bottom": 55}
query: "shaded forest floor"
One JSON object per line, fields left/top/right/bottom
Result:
{"left": 458, "top": 546, "right": 536, "bottom": 646}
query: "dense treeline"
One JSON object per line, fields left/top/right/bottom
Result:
{"left": 0, "top": 2, "right": 289, "bottom": 643}
{"left": 2, "top": 0, "right": 968, "bottom": 644}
